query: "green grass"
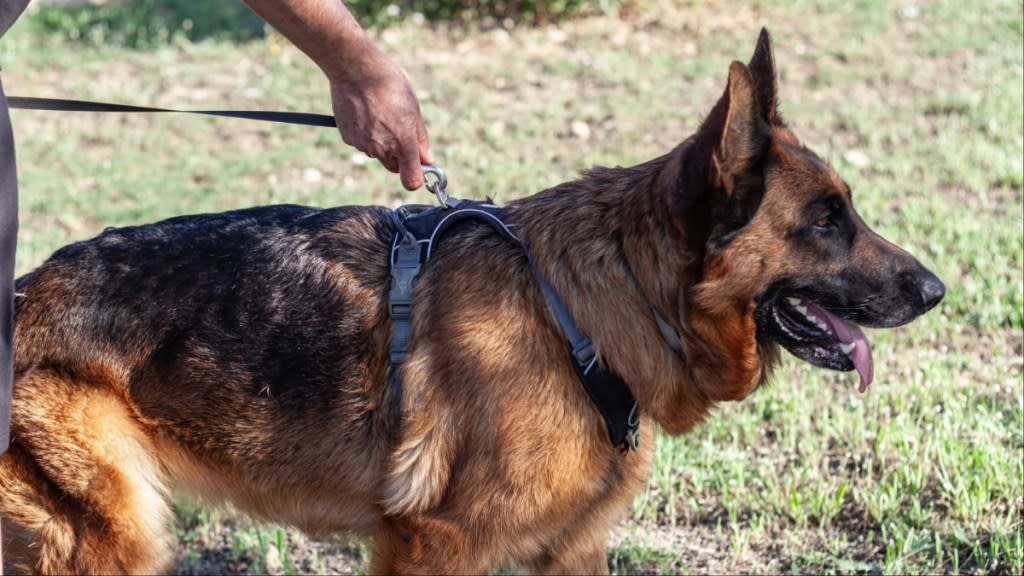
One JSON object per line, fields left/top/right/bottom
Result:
{"left": 2, "top": 0, "right": 1021, "bottom": 573}
{"left": 609, "top": 539, "right": 686, "bottom": 575}
{"left": 23, "top": 0, "right": 266, "bottom": 47}
{"left": 22, "top": 0, "right": 612, "bottom": 44}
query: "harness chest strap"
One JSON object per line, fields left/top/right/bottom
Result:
{"left": 531, "top": 271, "right": 641, "bottom": 451}
{"left": 387, "top": 200, "right": 643, "bottom": 451}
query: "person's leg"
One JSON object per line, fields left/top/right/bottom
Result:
{"left": 1, "top": 9, "right": 30, "bottom": 572}
{"left": 0, "top": 72, "right": 16, "bottom": 576}
{"left": 0, "top": 74, "right": 15, "bottom": 456}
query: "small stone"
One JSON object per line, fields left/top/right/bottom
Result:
{"left": 547, "top": 29, "right": 568, "bottom": 43}
{"left": 488, "top": 121, "right": 506, "bottom": 139}
{"left": 899, "top": 5, "right": 920, "bottom": 19}
{"left": 570, "top": 120, "right": 591, "bottom": 140}
{"left": 264, "top": 543, "right": 284, "bottom": 575}
{"left": 843, "top": 149, "right": 870, "bottom": 168}
{"left": 303, "top": 168, "right": 322, "bottom": 182}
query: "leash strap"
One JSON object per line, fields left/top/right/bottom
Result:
{"left": 7, "top": 96, "right": 337, "bottom": 128}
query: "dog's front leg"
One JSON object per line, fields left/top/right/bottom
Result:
{"left": 370, "top": 515, "right": 486, "bottom": 575}
{"left": 523, "top": 538, "right": 609, "bottom": 575}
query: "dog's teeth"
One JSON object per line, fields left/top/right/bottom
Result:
{"left": 796, "top": 306, "right": 809, "bottom": 316}
{"left": 840, "top": 342, "right": 856, "bottom": 355}
{"left": 786, "top": 297, "right": 801, "bottom": 306}
{"left": 816, "top": 320, "right": 828, "bottom": 331}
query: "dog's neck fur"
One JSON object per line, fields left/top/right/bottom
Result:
{"left": 500, "top": 31, "right": 797, "bottom": 435}
{"left": 507, "top": 134, "right": 752, "bottom": 435}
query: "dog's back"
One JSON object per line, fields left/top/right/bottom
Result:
{"left": 3, "top": 204, "right": 401, "bottom": 572}
{"left": 16, "top": 204, "right": 393, "bottom": 378}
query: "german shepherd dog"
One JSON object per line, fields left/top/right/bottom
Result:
{"left": 0, "top": 29, "right": 943, "bottom": 574}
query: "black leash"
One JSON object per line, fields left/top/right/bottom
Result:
{"left": 9, "top": 95, "right": 647, "bottom": 452}
{"left": 7, "top": 96, "right": 337, "bottom": 128}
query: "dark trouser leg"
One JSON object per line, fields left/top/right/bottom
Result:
{"left": 0, "top": 75, "right": 16, "bottom": 454}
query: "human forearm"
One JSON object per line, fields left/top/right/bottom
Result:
{"left": 242, "top": 0, "right": 385, "bottom": 83}
{"left": 243, "top": 0, "right": 433, "bottom": 190}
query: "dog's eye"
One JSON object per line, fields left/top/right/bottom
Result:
{"left": 814, "top": 216, "right": 835, "bottom": 230}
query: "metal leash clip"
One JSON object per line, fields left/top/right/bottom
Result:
{"left": 422, "top": 164, "right": 453, "bottom": 208}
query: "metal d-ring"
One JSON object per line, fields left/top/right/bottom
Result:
{"left": 625, "top": 402, "right": 641, "bottom": 451}
{"left": 421, "top": 164, "right": 450, "bottom": 207}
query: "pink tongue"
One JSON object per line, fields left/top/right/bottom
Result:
{"left": 802, "top": 301, "right": 874, "bottom": 392}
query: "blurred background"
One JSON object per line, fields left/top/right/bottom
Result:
{"left": 1, "top": 1, "right": 1021, "bottom": 574}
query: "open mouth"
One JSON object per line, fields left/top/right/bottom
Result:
{"left": 758, "top": 296, "right": 874, "bottom": 392}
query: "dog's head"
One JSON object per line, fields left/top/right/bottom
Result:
{"left": 682, "top": 29, "right": 944, "bottom": 391}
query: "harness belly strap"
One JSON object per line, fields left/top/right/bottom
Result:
{"left": 387, "top": 200, "right": 641, "bottom": 452}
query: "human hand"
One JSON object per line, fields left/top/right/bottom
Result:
{"left": 329, "top": 54, "right": 433, "bottom": 191}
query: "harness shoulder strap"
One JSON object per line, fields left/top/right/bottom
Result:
{"left": 388, "top": 201, "right": 520, "bottom": 365}
{"left": 388, "top": 211, "right": 423, "bottom": 365}
{"left": 387, "top": 199, "right": 640, "bottom": 452}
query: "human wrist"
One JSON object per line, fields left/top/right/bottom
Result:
{"left": 242, "top": 0, "right": 386, "bottom": 86}
{"left": 318, "top": 37, "right": 393, "bottom": 87}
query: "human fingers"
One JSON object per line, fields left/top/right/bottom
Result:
{"left": 374, "top": 148, "right": 399, "bottom": 174}
{"left": 417, "top": 120, "right": 433, "bottom": 166}
{"left": 396, "top": 130, "right": 425, "bottom": 191}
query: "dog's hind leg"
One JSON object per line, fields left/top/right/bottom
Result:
{"left": 0, "top": 370, "right": 173, "bottom": 574}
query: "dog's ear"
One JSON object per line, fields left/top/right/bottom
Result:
{"left": 710, "top": 61, "right": 767, "bottom": 191}
{"left": 747, "top": 27, "right": 779, "bottom": 125}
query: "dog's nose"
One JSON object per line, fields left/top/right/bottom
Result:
{"left": 918, "top": 272, "right": 945, "bottom": 311}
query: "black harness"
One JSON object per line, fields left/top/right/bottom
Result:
{"left": 388, "top": 199, "right": 641, "bottom": 452}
